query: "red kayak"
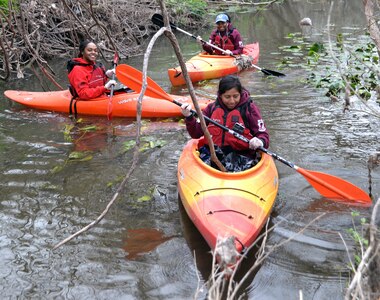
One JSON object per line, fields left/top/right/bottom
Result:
{"left": 4, "top": 89, "right": 212, "bottom": 118}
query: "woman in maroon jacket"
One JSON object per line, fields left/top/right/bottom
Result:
{"left": 181, "top": 75, "right": 269, "bottom": 160}
{"left": 200, "top": 13, "right": 244, "bottom": 56}
{"left": 68, "top": 40, "right": 116, "bottom": 100}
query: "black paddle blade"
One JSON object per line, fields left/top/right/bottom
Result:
{"left": 151, "top": 13, "right": 177, "bottom": 31}
{"left": 151, "top": 13, "right": 164, "bottom": 27}
{"left": 261, "top": 68, "right": 286, "bottom": 77}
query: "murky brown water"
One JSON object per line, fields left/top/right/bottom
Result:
{"left": 1, "top": 1, "right": 379, "bottom": 299}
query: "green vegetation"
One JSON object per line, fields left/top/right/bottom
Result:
{"left": 121, "top": 137, "right": 168, "bottom": 153}
{"left": 0, "top": 0, "right": 18, "bottom": 12}
{"left": 0, "top": 0, "right": 7, "bottom": 8}
{"left": 279, "top": 32, "right": 380, "bottom": 102}
{"left": 63, "top": 119, "right": 99, "bottom": 143}
{"left": 166, "top": 0, "right": 207, "bottom": 21}
{"left": 347, "top": 211, "right": 369, "bottom": 268}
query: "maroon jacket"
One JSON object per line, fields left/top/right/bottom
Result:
{"left": 202, "top": 23, "right": 244, "bottom": 55}
{"left": 185, "top": 89, "right": 269, "bottom": 149}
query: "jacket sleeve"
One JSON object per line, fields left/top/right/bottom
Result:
{"left": 184, "top": 104, "right": 213, "bottom": 138}
{"left": 68, "top": 67, "right": 107, "bottom": 100}
{"left": 246, "top": 102, "right": 270, "bottom": 148}
{"left": 231, "top": 29, "right": 244, "bottom": 55}
{"left": 202, "top": 31, "right": 217, "bottom": 54}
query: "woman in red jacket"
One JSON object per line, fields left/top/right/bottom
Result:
{"left": 180, "top": 75, "right": 269, "bottom": 168}
{"left": 68, "top": 40, "right": 116, "bottom": 100}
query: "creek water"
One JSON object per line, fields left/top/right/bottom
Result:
{"left": 1, "top": 1, "right": 379, "bottom": 299}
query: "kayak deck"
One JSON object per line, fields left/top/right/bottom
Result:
{"left": 4, "top": 89, "right": 212, "bottom": 118}
{"left": 177, "top": 138, "right": 278, "bottom": 255}
{"left": 168, "top": 42, "right": 260, "bottom": 86}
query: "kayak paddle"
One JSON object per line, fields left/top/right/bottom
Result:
{"left": 107, "top": 51, "right": 119, "bottom": 120}
{"left": 115, "top": 64, "right": 371, "bottom": 206}
{"left": 151, "top": 13, "right": 285, "bottom": 77}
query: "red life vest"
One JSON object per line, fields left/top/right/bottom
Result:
{"left": 87, "top": 64, "right": 107, "bottom": 88}
{"left": 214, "top": 31, "right": 235, "bottom": 55}
{"left": 206, "top": 103, "right": 253, "bottom": 151}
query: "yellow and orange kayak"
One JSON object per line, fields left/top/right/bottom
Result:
{"left": 177, "top": 138, "right": 278, "bottom": 256}
{"left": 4, "top": 90, "right": 212, "bottom": 118}
{"left": 168, "top": 43, "right": 259, "bottom": 86}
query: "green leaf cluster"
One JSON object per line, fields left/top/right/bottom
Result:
{"left": 0, "top": 0, "right": 7, "bottom": 8}
{"left": 279, "top": 32, "right": 380, "bottom": 101}
{"left": 121, "top": 136, "right": 168, "bottom": 153}
{"left": 346, "top": 211, "right": 369, "bottom": 269}
{"left": 166, "top": 0, "right": 207, "bottom": 21}
{"left": 0, "top": 0, "right": 18, "bottom": 12}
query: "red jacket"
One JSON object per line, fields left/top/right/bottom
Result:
{"left": 185, "top": 89, "right": 269, "bottom": 151}
{"left": 68, "top": 58, "right": 107, "bottom": 100}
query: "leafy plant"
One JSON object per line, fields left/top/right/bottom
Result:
{"left": 279, "top": 31, "right": 380, "bottom": 101}
{"left": 62, "top": 119, "right": 100, "bottom": 142}
{"left": 121, "top": 136, "right": 168, "bottom": 153}
{"left": 166, "top": 0, "right": 207, "bottom": 22}
{"left": 0, "top": 0, "right": 18, "bottom": 13}
{"left": 347, "top": 211, "right": 369, "bottom": 268}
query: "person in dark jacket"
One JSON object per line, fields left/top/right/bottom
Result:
{"left": 199, "top": 13, "right": 244, "bottom": 56}
{"left": 181, "top": 75, "right": 269, "bottom": 159}
{"left": 68, "top": 40, "right": 116, "bottom": 100}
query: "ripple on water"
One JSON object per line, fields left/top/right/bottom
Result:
{"left": 249, "top": 258, "right": 347, "bottom": 300}
{"left": 140, "top": 239, "right": 204, "bottom": 299}
{"left": 245, "top": 211, "right": 355, "bottom": 300}
{"left": 254, "top": 211, "right": 357, "bottom": 282}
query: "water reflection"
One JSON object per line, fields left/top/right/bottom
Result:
{"left": 123, "top": 228, "right": 175, "bottom": 260}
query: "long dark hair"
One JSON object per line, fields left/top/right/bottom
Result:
{"left": 218, "top": 75, "right": 243, "bottom": 96}
{"left": 78, "top": 40, "right": 96, "bottom": 57}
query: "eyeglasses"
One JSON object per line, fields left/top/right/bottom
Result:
{"left": 216, "top": 22, "right": 226, "bottom": 25}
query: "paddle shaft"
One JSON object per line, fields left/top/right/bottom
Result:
{"left": 107, "top": 52, "right": 119, "bottom": 120}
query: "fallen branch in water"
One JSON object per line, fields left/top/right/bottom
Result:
{"left": 53, "top": 143, "right": 141, "bottom": 250}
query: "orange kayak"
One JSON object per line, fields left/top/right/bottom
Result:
{"left": 177, "top": 138, "right": 278, "bottom": 257}
{"left": 3, "top": 89, "right": 212, "bottom": 118}
{"left": 168, "top": 42, "right": 259, "bottom": 86}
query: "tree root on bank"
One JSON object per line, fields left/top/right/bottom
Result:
{"left": 0, "top": 0, "right": 204, "bottom": 86}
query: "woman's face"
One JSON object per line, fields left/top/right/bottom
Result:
{"left": 220, "top": 87, "right": 241, "bottom": 110}
{"left": 216, "top": 21, "right": 228, "bottom": 32}
{"left": 82, "top": 42, "right": 98, "bottom": 63}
